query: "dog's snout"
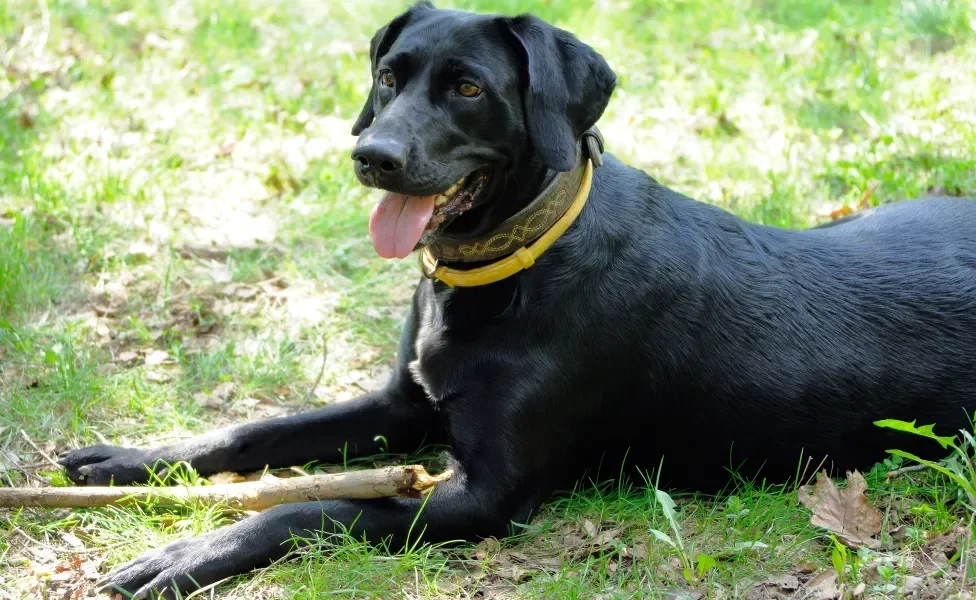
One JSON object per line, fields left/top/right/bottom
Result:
{"left": 352, "top": 137, "right": 408, "bottom": 175}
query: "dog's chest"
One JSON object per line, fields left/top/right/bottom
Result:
{"left": 408, "top": 281, "right": 518, "bottom": 402}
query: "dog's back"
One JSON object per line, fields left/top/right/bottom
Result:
{"left": 549, "top": 156, "right": 976, "bottom": 488}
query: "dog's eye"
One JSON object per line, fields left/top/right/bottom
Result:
{"left": 379, "top": 70, "right": 396, "bottom": 88}
{"left": 456, "top": 82, "right": 481, "bottom": 98}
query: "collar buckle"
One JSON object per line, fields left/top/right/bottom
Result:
{"left": 419, "top": 249, "right": 440, "bottom": 280}
{"left": 582, "top": 126, "right": 605, "bottom": 169}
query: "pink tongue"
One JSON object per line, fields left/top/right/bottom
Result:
{"left": 368, "top": 192, "right": 436, "bottom": 259}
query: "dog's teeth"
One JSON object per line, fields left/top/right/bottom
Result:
{"left": 444, "top": 184, "right": 459, "bottom": 197}
{"left": 435, "top": 195, "right": 449, "bottom": 207}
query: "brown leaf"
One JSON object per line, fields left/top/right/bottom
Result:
{"left": 143, "top": 369, "right": 173, "bottom": 383}
{"left": 592, "top": 527, "right": 625, "bottom": 547}
{"left": 828, "top": 205, "right": 854, "bottom": 220}
{"left": 116, "top": 350, "right": 138, "bottom": 363}
{"left": 902, "top": 575, "right": 924, "bottom": 595}
{"left": 582, "top": 519, "right": 598, "bottom": 538}
{"left": 888, "top": 524, "right": 909, "bottom": 542}
{"left": 59, "top": 532, "right": 85, "bottom": 551}
{"left": 237, "top": 287, "right": 258, "bottom": 299}
{"left": 803, "top": 571, "right": 842, "bottom": 600}
{"left": 924, "top": 522, "right": 971, "bottom": 558}
{"left": 19, "top": 104, "right": 38, "bottom": 128}
{"left": 194, "top": 382, "right": 236, "bottom": 409}
{"left": 208, "top": 471, "right": 245, "bottom": 484}
{"left": 623, "top": 543, "right": 648, "bottom": 561}
{"left": 762, "top": 574, "right": 800, "bottom": 591}
{"left": 796, "top": 560, "right": 819, "bottom": 574}
{"left": 798, "top": 470, "right": 882, "bottom": 548}
{"left": 143, "top": 350, "right": 171, "bottom": 366}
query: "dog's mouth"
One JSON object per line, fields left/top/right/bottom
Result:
{"left": 368, "top": 168, "right": 490, "bottom": 259}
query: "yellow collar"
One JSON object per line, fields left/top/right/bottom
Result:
{"left": 419, "top": 158, "right": 593, "bottom": 288}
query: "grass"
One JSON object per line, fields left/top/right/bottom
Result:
{"left": 1, "top": 0, "right": 975, "bottom": 597}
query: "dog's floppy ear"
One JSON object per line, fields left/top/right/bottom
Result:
{"left": 502, "top": 15, "right": 616, "bottom": 171}
{"left": 351, "top": 2, "right": 436, "bottom": 135}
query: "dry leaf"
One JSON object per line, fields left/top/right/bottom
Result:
{"left": 237, "top": 287, "right": 257, "bottom": 299}
{"left": 889, "top": 524, "right": 909, "bottom": 542}
{"left": 623, "top": 543, "right": 648, "bottom": 561}
{"left": 582, "top": 519, "right": 598, "bottom": 538}
{"left": 796, "top": 560, "right": 819, "bottom": 574}
{"left": 59, "top": 532, "right": 85, "bottom": 550}
{"left": 580, "top": 519, "right": 624, "bottom": 550}
{"left": 144, "top": 350, "right": 171, "bottom": 366}
{"left": 762, "top": 574, "right": 799, "bottom": 591}
{"left": 143, "top": 370, "right": 172, "bottom": 383}
{"left": 194, "top": 382, "right": 236, "bottom": 409}
{"left": 116, "top": 350, "right": 138, "bottom": 363}
{"left": 798, "top": 470, "right": 882, "bottom": 548}
{"left": 208, "top": 471, "right": 245, "bottom": 484}
{"left": 924, "top": 522, "right": 971, "bottom": 558}
{"left": 592, "top": 527, "right": 624, "bottom": 547}
{"left": 902, "top": 575, "right": 924, "bottom": 594}
{"left": 803, "top": 571, "right": 842, "bottom": 600}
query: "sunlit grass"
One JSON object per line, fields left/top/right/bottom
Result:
{"left": 1, "top": 0, "right": 975, "bottom": 597}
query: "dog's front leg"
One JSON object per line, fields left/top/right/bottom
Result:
{"left": 57, "top": 384, "right": 441, "bottom": 485}
{"left": 59, "top": 298, "right": 442, "bottom": 485}
{"left": 98, "top": 465, "right": 527, "bottom": 599}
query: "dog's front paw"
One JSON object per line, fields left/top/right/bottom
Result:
{"left": 98, "top": 531, "right": 238, "bottom": 599}
{"left": 57, "top": 444, "right": 158, "bottom": 485}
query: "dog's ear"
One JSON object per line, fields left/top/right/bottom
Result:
{"left": 351, "top": 2, "right": 436, "bottom": 135}
{"left": 501, "top": 15, "right": 616, "bottom": 171}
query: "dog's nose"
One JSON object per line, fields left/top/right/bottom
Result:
{"left": 352, "top": 137, "right": 408, "bottom": 174}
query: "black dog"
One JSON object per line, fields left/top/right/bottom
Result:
{"left": 59, "top": 2, "right": 976, "bottom": 597}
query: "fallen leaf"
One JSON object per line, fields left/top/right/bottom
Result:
{"left": 19, "top": 104, "right": 38, "bottom": 128}
{"left": 851, "top": 582, "right": 866, "bottom": 597}
{"left": 143, "top": 369, "right": 172, "bottom": 383}
{"left": 889, "top": 524, "right": 909, "bottom": 542}
{"left": 798, "top": 470, "right": 882, "bottom": 548}
{"left": 116, "top": 350, "right": 138, "bottom": 363}
{"left": 623, "top": 543, "right": 648, "bottom": 561}
{"left": 902, "top": 575, "right": 924, "bottom": 594}
{"left": 592, "top": 527, "right": 625, "bottom": 547}
{"left": 194, "top": 382, "right": 236, "bottom": 409}
{"left": 796, "top": 560, "right": 819, "bottom": 574}
{"left": 829, "top": 204, "right": 854, "bottom": 220}
{"left": 803, "top": 571, "right": 842, "bottom": 600}
{"left": 208, "top": 264, "right": 233, "bottom": 284}
{"left": 924, "top": 522, "right": 971, "bottom": 558}
{"left": 582, "top": 519, "right": 598, "bottom": 538}
{"left": 143, "top": 350, "right": 171, "bottom": 366}
{"left": 208, "top": 471, "right": 245, "bottom": 484}
{"left": 235, "top": 286, "right": 258, "bottom": 300}
{"left": 59, "top": 532, "right": 85, "bottom": 550}
{"left": 762, "top": 574, "right": 800, "bottom": 591}
{"left": 125, "top": 241, "right": 155, "bottom": 259}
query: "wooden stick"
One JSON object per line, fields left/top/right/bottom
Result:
{"left": 0, "top": 465, "right": 453, "bottom": 511}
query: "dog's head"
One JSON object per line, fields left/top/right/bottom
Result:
{"left": 351, "top": 1, "right": 616, "bottom": 259}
